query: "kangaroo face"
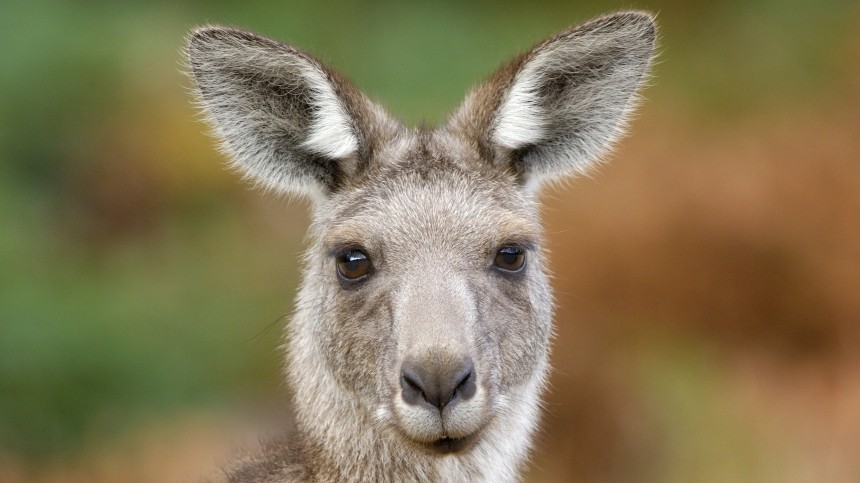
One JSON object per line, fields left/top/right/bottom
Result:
{"left": 308, "top": 133, "right": 551, "bottom": 452}
{"left": 187, "top": 11, "right": 655, "bottom": 473}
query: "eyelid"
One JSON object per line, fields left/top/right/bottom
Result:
{"left": 497, "top": 238, "right": 535, "bottom": 252}
{"left": 340, "top": 250, "right": 367, "bottom": 261}
{"left": 328, "top": 242, "right": 369, "bottom": 258}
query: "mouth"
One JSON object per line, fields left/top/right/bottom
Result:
{"left": 391, "top": 387, "right": 493, "bottom": 456}
{"left": 428, "top": 435, "right": 473, "bottom": 454}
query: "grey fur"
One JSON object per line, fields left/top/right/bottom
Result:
{"left": 186, "top": 11, "right": 656, "bottom": 482}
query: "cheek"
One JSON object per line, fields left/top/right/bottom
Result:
{"left": 480, "top": 276, "right": 551, "bottom": 389}
{"left": 320, "top": 288, "right": 394, "bottom": 400}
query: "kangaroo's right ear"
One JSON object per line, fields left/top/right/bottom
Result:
{"left": 186, "top": 26, "right": 398, "bottom": 198}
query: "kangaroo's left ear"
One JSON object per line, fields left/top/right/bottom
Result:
{"left": 448, "top": 11, "right": 657, "bottom": 189}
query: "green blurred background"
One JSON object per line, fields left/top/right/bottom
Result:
{"left": 1, "top": 0, "right": 858, "bottom": 481}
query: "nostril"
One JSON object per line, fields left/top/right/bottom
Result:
{"left": 403, "top": 373, "right": 422, "bottom": 392}
{"left": 453, "top": 369, "right": 470, "bottom": 390}
{"left": 454, "top": 358, "right": 477, "bottom": 401}
{"left": 400, "top": 364, "right": 428, "bottom": 407}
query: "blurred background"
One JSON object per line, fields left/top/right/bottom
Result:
{"left": 1, "top": 0, "right": 858, "bottom": 481}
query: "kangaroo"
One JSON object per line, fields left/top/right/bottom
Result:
{"left": 187, "top": 11, "right": 655, "bottom": 482}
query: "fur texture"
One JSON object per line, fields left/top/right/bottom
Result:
{"left": 186, "top": 11, "right": 656, "bottom": 482}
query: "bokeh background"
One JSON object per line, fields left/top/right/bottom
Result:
{"left": 1, "top": 0, "right": 858, "bottom": 481}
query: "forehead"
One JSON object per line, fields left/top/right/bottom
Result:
{"left": 321, "top": 136, "right": 539, "bottom": 255}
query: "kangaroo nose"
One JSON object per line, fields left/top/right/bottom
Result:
{"left": 400, "top": 355, "right": 476, "bottom": 411}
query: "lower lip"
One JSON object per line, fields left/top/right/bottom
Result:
{"left": 430, "top": 436, "right": 472, "bottom": 454}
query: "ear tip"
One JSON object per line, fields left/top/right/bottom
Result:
{"left": 561, "top": 11, "right": 657, "bottom": 57}
{"left": 603, "top": 10, "right": 657, "bottom": 23}
{"left": 583, "top": 10, "right": 658, "bottom": 39}
{"left": 612, "top": 11, "right": 658, "bottom": 39}
{"left": 188, "top": 25, "right": 228, "bottom": 43}
{"left": 186, "top": 25, "right": 276, "bottom": 54}
{"left": 623, "top": 11, "right": 658, "bottom": 39}
{"left": 616, "top": 9, "right": 657, "bottom": 22}
{"left": 186, "top": 25, "right": 227, "bottom": 56}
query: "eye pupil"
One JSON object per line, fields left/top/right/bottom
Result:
{"left": 500, "top": 251, "right": 518, "bottom": 265}
{"left": 494, "top": 246, "right": 526, "bottom": 272}
{"left": 336, "top": 249, "right": 372, "bottom": 281}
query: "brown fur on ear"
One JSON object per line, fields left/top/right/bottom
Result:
{"left": 186, "top": 26, "right": 400, "bottom": 198}
{"left": 447, "top": 11, "right": 657, "bottom": 189}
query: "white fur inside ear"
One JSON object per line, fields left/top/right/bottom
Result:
{"left": 492, "top": 65, "right": 546, "bottom": 150}
{"left": 301, "top": 67, "right": 359, "bottom": 159}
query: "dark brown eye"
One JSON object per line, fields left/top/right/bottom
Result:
{"left": 493, "top": 246, "right": 526, "bottom": 272}
{"left": 336, "top": 249, "right": 373, "bottom": 281}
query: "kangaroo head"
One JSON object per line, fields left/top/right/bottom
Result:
{"left": 188, "top": 11, "right": 655, "bottom": 478}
